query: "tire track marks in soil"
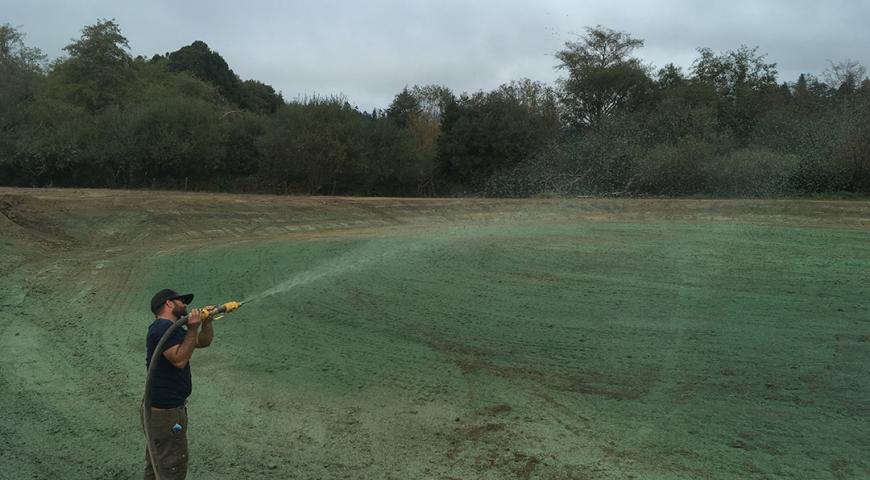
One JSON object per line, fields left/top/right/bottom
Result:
{"left": 0, "top": 258, "right": 137, "bottom": 478}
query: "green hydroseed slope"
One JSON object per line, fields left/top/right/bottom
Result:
{"left": 141, "top": 223, "right": 870, "bottom": 479}
{"left": 1, "top": 191, "right": 868, "bottom": 479}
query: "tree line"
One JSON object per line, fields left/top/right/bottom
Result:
{"left": 1, "top": 19, "right": 868, "bottom": 196}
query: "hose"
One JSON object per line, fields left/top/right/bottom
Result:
{"left": 142, "top": 301, "right": 241, "bottom": 480}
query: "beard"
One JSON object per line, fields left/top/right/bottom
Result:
{"left": 172, "top": 303, "right": 188, "bottom": 318}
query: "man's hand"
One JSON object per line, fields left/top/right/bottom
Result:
{"left": 196, "top": 306, "right": 215, "bottom": 348}
{"left": 201, "top": 305, "right": 217, "bottom": 324}
{"left": 187, "top": 307, "right": 202, "bottom": 329}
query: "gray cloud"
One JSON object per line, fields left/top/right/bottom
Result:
{"left": 4, "top": 0, "right": 868, "bottom": 110}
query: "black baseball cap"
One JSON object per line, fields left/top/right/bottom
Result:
{"left": 150, "top": 289, "right": 194, "bottom": 314}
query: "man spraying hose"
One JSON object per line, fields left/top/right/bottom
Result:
{"left": 142, "top": 289, "right": 213, "bottom": 480}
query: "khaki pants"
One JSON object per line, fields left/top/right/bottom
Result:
{"left": 142, "top": 405, "right": 189, "bottom": 480}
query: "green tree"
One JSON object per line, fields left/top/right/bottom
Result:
{"left": 123, "top": 96, "right": 227, "bottom": 187}
{"left": 258, "top": 96, "right": 368, "bottom": 193}
{"left": 222, "top": 111, "right": 265, "bottom": 176}
{"left": 124, "top": 56, "right": 225, "bottom": 107}
{"left": 555, "top": 26, "right": 652, "bottom": 129}
{"left": 438, "top": 79, "right": 560, "bottom": 187}
{"left": 704, "top": 148, "right": 799, "bottom": 196}
{"left": 51, "top": 19, "right": 133, "bottom": 113}
{"left": 239, "top": 79, "right": 283, "bottom": 114}
{"left": 656, "top": 63, "right": 686, "bottom": 89}
{"left": 629, "top": 137, "right": 717, "bottom": 195}
{"left": 13, "top": 97, "right": 93, "bottom": 186}
{"left": 691, "top": 45, "right": 779, "bottom": 142}
{"left": 642, "top": 96, "right": 724, "bottom": 146}
{"left": 829, "top": 90, "right": 870, "bottom": 192}
{"left": 793, "top": 73, "right": 813, "bottom": 104}
{"left": 489, "top": 110, "right": 644, "bottom": 197}
{"left": 0, "top": 24, "right": 46, "bottom": 73}
{"left": 0, "top": 24, "right": 47, "bottom": 183}
{"left": 380, "top": 86, "right": 449, "bottom": 194}
{"left": 356, "top": 115, "right": 439, "bottom": 195}
{"left": 409, "top": 84, "right": 455, "bottom": 121}
{"left": 386, "top": 88, "right": 423, "bottom": 128}
{"left": 692, "top": 46, "right": 777, "bottom": 97}
{"left": 164, "top": 41, "right": 243, "bottom": 105}
{"left": 824, "top": 59, "right": 867, "bottom": 95}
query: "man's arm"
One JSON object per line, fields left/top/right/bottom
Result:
{"left": 196, "top": 318, "right": 213, "bottom": 348}
{"left": 162, "top": 309, "right": 202, "bottom": 369}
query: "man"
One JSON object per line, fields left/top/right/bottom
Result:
{"left": 143, "top": 289, "right": 214, "bottom": 480}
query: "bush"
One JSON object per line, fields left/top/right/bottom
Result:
{"left": 438, "top": 80, "right": 560, "bottom": 189}
{"left": 257, "top": 97, "right": 368, "bottom": 194}
{"left": 704, "top": 148, "right": 800, "bottom": 196}
{"left": 827, "top": 94, "right": 870, "bottom": 193}
{"left": 12, "top": 97, "right": 94, "bottom": 186}
{"left": 484, "top": 110, "right": 646, "bottom": 197}
{"left": 481, "top": 141, "right": 568, "bottom": 197}
{"left": 629, "top": 137, "right": 716, "bottom": 195}
{"left": 123, "top": 96, "right": 226, "bottom": 186}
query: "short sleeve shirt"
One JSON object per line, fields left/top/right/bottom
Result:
{"left": 146, "top": 318, "right": 192, "bottom": 408}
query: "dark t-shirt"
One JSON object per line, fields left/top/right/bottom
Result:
{"left": 146, "top": 318, "right": 192, "bottom": 409}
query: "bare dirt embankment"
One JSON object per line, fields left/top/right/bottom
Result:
{"left": 1, "top": 187, "right": 869, "bottom": 479}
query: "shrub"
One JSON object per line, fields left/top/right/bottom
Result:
{"left": 629, "top": 137, "right": 716, "bottom": 195}
{"left": 704, "top": 148, "right": 800, "bottom": 196}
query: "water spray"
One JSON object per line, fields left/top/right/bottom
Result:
{"left": 142, "top": 301, "right": 242, "bottom": 480}
{"left": 141, "top": 240, "right": 425, "bottom": 477}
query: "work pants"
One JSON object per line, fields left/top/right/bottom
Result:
{"left": 142, "top": 405, "right": 189, "bottom": 480}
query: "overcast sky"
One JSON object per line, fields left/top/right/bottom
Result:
{"left": 4, "top": 0, "right": 869, "bottom": 111}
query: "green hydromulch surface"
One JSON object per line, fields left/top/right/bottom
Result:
{"left": 141, "top": 223, "right": 870, "bottom": 479}
{"left": 2, "top": 201, "right": 869, "bottom": 479}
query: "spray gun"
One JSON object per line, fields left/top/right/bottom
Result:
{"left": 200, "top": 300, "right": 243, "bottom": 322}
{"left": 142, "top": 299, "right": 244, "bottom": 480}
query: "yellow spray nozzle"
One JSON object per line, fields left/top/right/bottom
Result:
{"left": 199, "top": 301, "right": 241, "bottom": 320}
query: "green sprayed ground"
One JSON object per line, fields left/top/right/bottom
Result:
{"left": 1, "top": 188, "right": 868, "bottom": 479}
